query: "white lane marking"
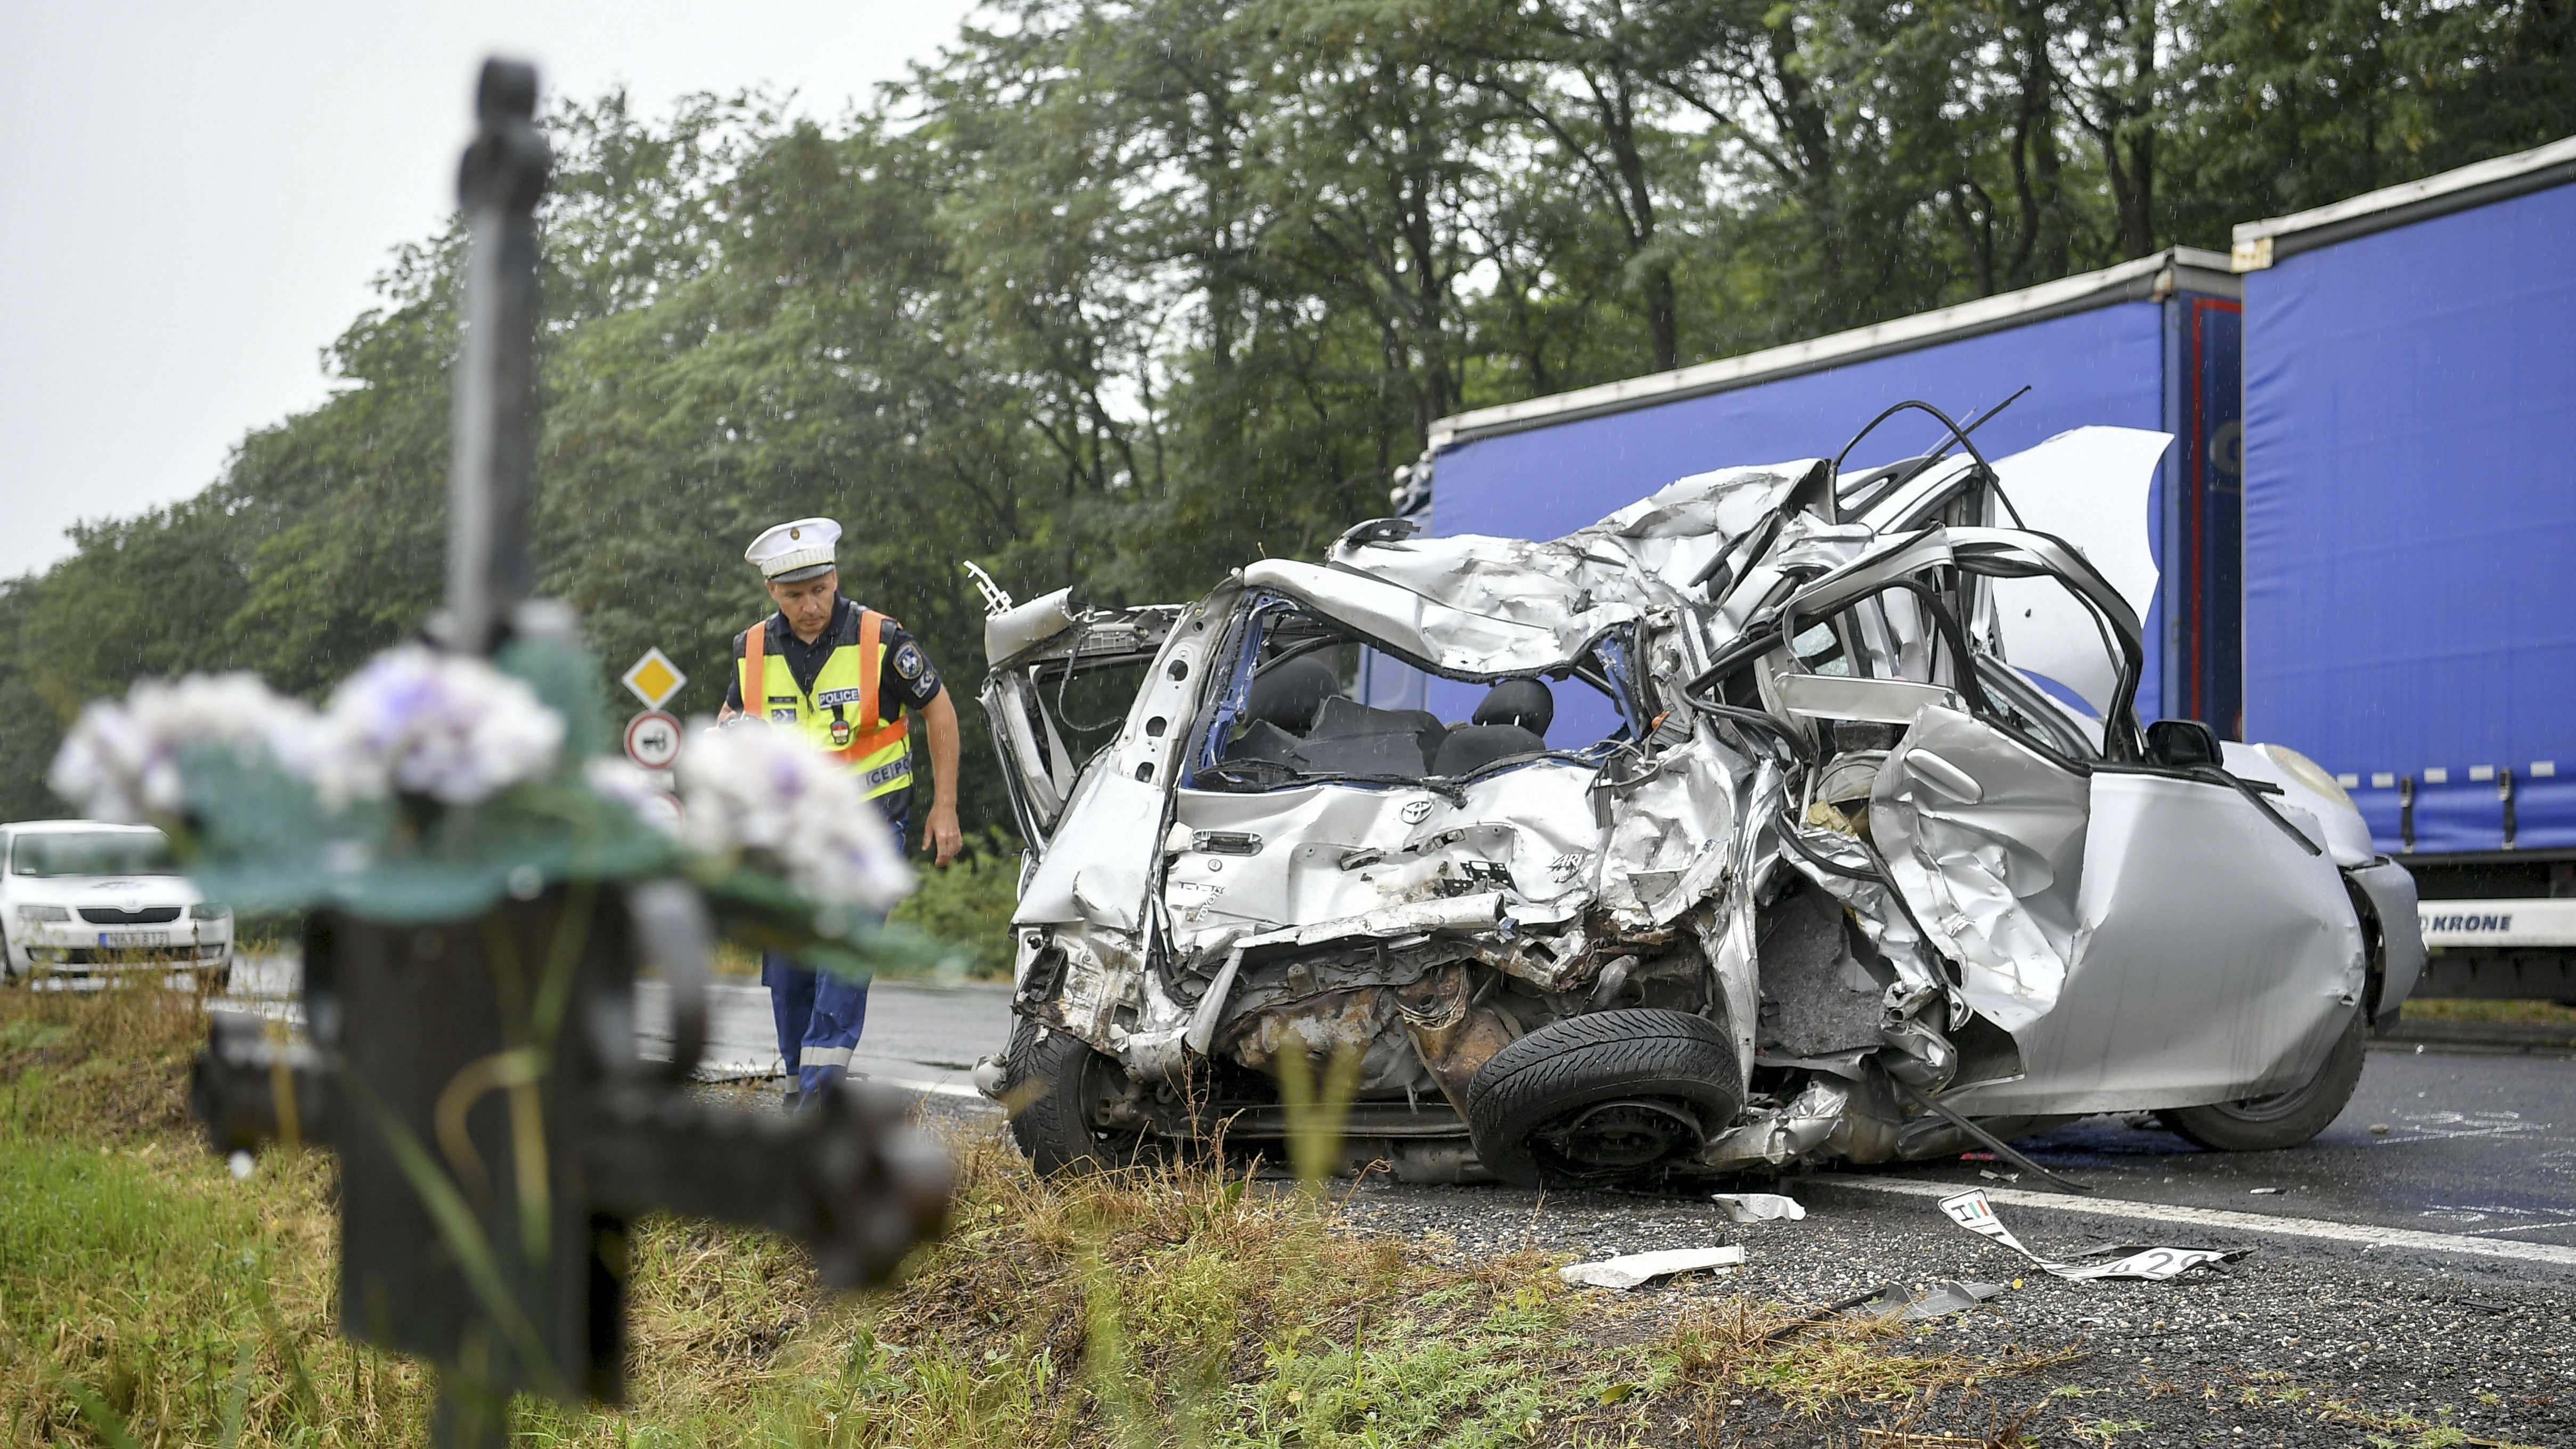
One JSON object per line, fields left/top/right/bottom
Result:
{"left": 1805, "top": 1174, "right": 2576, "bottom": 1268}
{"left": 874, "top": 1076, "right": 988, "bottom": 1102}
{"left": 2461, "top": 1218, "right": 2576, "bottom": 1238}
{"left": 642, "top": 1049, "right": 990, "bottom": 1101}
{"left": 2365, "top": 1109, "right": 2556, "bottom": 1146}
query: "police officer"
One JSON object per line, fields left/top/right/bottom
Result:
{"left": 719, "top": 517, "right": 964, "bottom": 1107}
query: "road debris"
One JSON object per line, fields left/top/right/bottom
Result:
{"left": 1711, "top": 1191, "right": 1807, "bottom": 1223}
{"left": 2249, "top": 1186, "right": 2284, "bottom": 1195}
{"left": 1819, "top": 1279, "right": 2010, "bottom": 1323}
{"left": 1890, "top": 1280, "right": 2009, "bottom": 1322}
{"left": 1762, "top": 1283, "right": 1902, "bottom": 1341}
{"left": 1559, "top": 1244, "right": 1746, "bottom": 1289}
{"left": 1937, "top": 1188, "right": 2245, "bottom": 1281}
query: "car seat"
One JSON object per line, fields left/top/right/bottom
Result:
{"left": 1471, "top": 678, "right": 1554, "bottom": 738}
{"left": 1241, "top": 655, "right": 1340, "bottom": 734}
{"left": 1432, "top": 722, "right": 1543, "bottom": 775}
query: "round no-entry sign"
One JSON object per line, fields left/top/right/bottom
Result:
{"left": 624, "top": 710, "right": 682, "bottom": 769}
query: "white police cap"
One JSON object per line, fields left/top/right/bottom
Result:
{"left": 745, "top": 517, "right": 841, "bottom": 582}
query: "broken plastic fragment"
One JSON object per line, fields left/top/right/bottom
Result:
{"left": 1827, "top": 1280, "right": 2004, "bottom": 1323}
{"left": 1710, "top": 1191, "right": 1808, "bottom": 1223}
{"left": 1559, "top": 1245, "right": 1746, "bottom": 1290}
{"left": 1935, "top": 1189, "right": 2245, "bottom": 1281}
{"left": 1894, "top": 1280, "right": 2009, "bottom": 1322}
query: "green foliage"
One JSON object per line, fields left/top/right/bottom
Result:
{"left": 888, "top": 832, "right": 1025, "bottom": 979}
{"left": 1, "top": 0, "right": 2566, "bottom": 853}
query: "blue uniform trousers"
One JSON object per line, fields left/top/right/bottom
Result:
{"left": 763, "top": 816, "right": 902, "bottom": 1104}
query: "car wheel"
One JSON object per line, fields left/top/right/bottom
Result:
{"left": 2159, "top": 1011, "right": 2367, "bottom": 1152}
{"left": 1465, "top": 1008, "right": 1743, "bottom": 1187}
{"left": 1002, "top": 1017, "right": 1156, "bottom": 1174}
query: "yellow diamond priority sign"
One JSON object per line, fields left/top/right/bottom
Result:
{"left": 621, "top": 647, "right": 687, "bottom": 710}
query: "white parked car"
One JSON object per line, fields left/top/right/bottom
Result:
{"left": 0, "top": 820, "right": 233, "bottom": 984}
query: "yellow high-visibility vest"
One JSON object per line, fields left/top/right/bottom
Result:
{"left": 739, "top": 607, "right": 913, "bottom": 801}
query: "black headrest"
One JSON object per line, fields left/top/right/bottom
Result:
{"left": 1244, "top": 655, "right": 1339, "bottom": 734}
{"left": 1472, "top": 678, "right": 1554, "bottom": 739}
{"left": 1433, "top": 722, "right": 1543, "bottom": 777}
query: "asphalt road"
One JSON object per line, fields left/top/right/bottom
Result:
{"left": 1848, "top": 1044, "right": 2576, "bottom": 1250}
{"left": 651, "top": 973, "right": 2576, "bottom": 1255}
{"left": 632, "top": 975, "right": 1014, "bottom": 1096}
{"left": 228, "top": 956, "right": 1020, "bottom": 1096}
{"left": 251, "top": 958, "right": 2576, "bottom": 1256}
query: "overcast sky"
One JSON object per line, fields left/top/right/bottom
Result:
{"left": 0, "top": 1, "right": 979, "bottom": 582}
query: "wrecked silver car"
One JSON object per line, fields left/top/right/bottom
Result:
{"left": 970, "top": 417, "right": 2426, "bottom": 1186}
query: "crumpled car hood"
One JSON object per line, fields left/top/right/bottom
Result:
{"left": 1257, "top": 459, "right": 1823, "bottom": 676}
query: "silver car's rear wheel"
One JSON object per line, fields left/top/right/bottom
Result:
{"left": 2159, "top": 1012, "right": 2366, "bottom": 1152}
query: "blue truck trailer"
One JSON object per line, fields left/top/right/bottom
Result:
{"left": 1384, "top": 248, "right": 2245, "bottom": 738}
{"left": 2235, "top": 136, "right": 2576, "bottom": 1003}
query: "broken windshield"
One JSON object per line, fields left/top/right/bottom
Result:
{"left": 1184, "top": 594, "right": 1644, "bottom": 794}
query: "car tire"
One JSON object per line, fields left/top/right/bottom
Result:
{"left": 1465, "top": 1008, "right": 1743, "bottom": 1187}
{"left": 1003, "top": 1018, "right": 1155, "bottom": 1174}
{"left": 2159, "top": 1011, "right": 2367, "bottom": 1152}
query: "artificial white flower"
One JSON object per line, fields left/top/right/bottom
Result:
{"left": 48, "top": 672, "right": 318, "bottom": 824}
{"left": 304, "top": 645, "right": 565, "bottom": 808}
{"left": 676, "top": 722, "right": 915, "bottom": 913}
{"left": 583, "top": 756, "right": 683, "bottom": 836}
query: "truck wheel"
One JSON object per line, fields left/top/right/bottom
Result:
{"left": 1465, "top": 1009, "right": 1742, "bottom": 1187}
{"left": 2159, "top": 1012, "right": 2366, "bottom": 1152}
{"left": 1003, "top": 1019, "right": 1154, "bottom": 1174}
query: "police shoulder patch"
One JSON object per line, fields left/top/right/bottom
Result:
{"left": 894, "top": 643, "right": 927, "bottom": 679}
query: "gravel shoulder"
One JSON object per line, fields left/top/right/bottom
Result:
{"left": 755, "top": 1078, "right": 2576, "bottom": 1446}
{"left": 1340, "top": 1173, "right": 2574, "bottom": 1447}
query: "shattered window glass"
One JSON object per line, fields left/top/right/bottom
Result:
{"left": 1795, "top": 583, "right": 1958, "bottom": 691}
{"left": 1791, "top": 623, "right": 1851, "bottom": 677}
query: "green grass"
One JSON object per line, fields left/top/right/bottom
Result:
{"left": 887, "top": 834, "right": 1022, "bottom": 980}
{"left": 2402, "top": 997, "right": 2576, "bottom": 1026}
{"left": 0, "top": 986, "right": 424, "bottom": 1445}
{"left": 0, "top": 983, "right": 2088, "bottom": 1447}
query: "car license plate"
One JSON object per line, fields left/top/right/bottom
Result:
{"left": 98, "top": 931, "right": 169, "bottom": 948}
